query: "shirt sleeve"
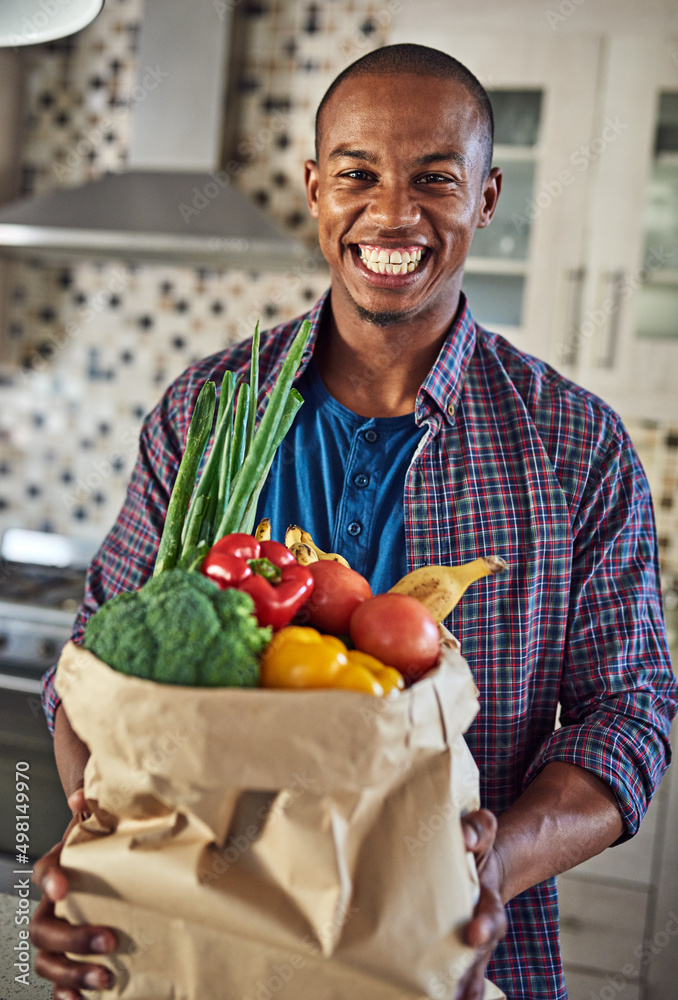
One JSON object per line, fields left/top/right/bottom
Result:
{"left": 523, "top": 424, "right": 678, "bottom": 838}
{"left": 41, "top": 382, "right": 189, "bottom": 735}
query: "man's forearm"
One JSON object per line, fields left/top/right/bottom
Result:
{"left": 53, "top": 703, "right": 90, "bottom": 802}
{"left": 494, "top": 761, "right": 625, "bottom": 904}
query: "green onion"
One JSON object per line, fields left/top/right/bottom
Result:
{"left": 180, "top": 371, "right": 238, "bottom": 554}
{"left": 154, "top": 380, "right": 216, "bottom": 575}
{"left": 245, "top": 319, "right": 260, "bottom": 455}
{"left": 229, "top": 382, "right": 251, "bottom": 489}
{"left": 216, "top": 320, "right": 310, "bottom": 539}
{"left": 238, "top": 387, "right": 304, "bottom": 535}
{"left": 158, "top": 317, "right": 310, "bottom": 572}
{"left": 217, "top": 370, "right": 238, "bottom": 511}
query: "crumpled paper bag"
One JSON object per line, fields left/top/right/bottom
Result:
{"left": 54, "top": 635, "right": 504, "bottom": 1000}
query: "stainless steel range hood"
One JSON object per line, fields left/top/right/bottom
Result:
{"left": 0, "top": 0, "right": 307, "bottom": 269}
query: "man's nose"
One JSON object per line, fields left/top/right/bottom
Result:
{"left": 367, "top": 181, "right": 421, "bottom": 230}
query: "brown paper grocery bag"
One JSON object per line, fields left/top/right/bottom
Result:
{"left": 55, "top": 637, "right": 504, "bottom": 1000}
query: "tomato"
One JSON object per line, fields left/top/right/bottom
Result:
{"left": 298, "top": 561, "right": 372, "bottom": 635}
{"left": 349, "top": 593, "right": 440, "bottom": 684}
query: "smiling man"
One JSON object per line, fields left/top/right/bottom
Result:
{"left": 32, "top": 44, "right": 677, "bottom": 1000}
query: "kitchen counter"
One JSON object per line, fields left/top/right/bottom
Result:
{"left": 0, "top": 891, "right": 51, "bottom": 1000}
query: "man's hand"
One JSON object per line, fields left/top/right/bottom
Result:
{"left": 456, "top": 809, "right": 506, "bottom": 1000}
{"left": 30, "top": 788, "right": 117, "bottom": 1000}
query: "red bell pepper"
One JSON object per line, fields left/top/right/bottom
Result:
{"left": 201, "top": 533, "right": 314, "bottom": 630}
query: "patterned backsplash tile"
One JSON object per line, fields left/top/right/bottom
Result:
{"left": 0, "top": 0, "right": 677, "bottom": 589}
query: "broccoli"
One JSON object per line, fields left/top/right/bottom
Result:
{"left": 83, "top": 569, "right": 271, "bottom": 687}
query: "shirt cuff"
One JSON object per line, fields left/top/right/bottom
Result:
{"left": 41, "top": 660, "right": 60, "bottom": 736}
{"left": 522, "top": 711, "right": 672, "bottom": 840}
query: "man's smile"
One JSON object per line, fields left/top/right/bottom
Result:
{"left": 356, "top": 243, "right": 426, "bottom": 274}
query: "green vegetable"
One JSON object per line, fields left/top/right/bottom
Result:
{"left": 215, "top": 319, "right": 311, "bottom": 539}
{"left": 159, "top": 317, "right": 310, "bottom": 571}
{"left": 83, "top": 569, "right": 271, "bottom": 687}
{"left": 154, "top": 381, "right": 216, "bottom": 576}
{"left": 245, "top": 318, "right": 260, "bottom": 455}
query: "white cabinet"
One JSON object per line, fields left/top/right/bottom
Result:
{"left": 558, "top": 716, "right": 678, "bottom": 1000}
{"left": 389, "top": 14, "right": 678, "bottom": 422}
{"left": 575, "top": 36, "right": 678, "bottom": 422}
{"left": 0, "top": 49, "right": 21, "bottom": 367}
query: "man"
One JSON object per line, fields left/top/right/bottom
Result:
{"left": 31, "top": 44, "right": 677, "bottom": 1000}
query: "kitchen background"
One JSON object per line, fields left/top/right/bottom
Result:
{"left": 0, "top": 1, "right": 676, "bottom": 999}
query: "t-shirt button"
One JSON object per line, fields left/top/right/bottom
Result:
{"left": 354, "top": 473, "right": 369, "bottom": 489}
{"left": 347, "top": 521, "right": 362, "bottom": 536}
{"left": 447, "top": 402, "right": 455, "bottom": 417}
{"left": 364, "top": 429, "right": 378, "bottom": 443}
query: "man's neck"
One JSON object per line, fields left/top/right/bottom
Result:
{"left": 312, "top": 289, "right": 461, "bottom": 418}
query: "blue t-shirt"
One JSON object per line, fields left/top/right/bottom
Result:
{"left": 255, "top": 360, "right": 426, "bottom": 594}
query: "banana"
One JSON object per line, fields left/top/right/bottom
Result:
{"left": 389, "top": 556, "right": 508, "bottom": 623}
{"left": 285, "top": 525, "right": 303, "bottom": 547}
{"left": 288, "top": 541, "right": 318, "bottom": 566}
{"left": 255, "top": 517, "right": 271, "bottom": 542}
{"left": 285, "top": 524, "right": 351, "bottom": 568}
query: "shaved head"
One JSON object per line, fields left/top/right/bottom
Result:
{"left": 315, "top": 43, "right": 494, "bottom": 178}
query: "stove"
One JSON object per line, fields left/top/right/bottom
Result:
{"left": 0, "top": 530, "right": 94, "bottom": 865}
{"left": 0, "top": 561, "right": 87, "bottom": 691}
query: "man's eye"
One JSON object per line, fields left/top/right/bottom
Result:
{"left": 342, "top": 170, "right": 372, "bottom": 181}
{"left": 417, "top": 173, "right": 454, "bottom": 184}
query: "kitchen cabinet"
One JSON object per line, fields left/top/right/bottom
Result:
{"left": 0, "top": 48, "right": 21, "bottom": 367}
{"left": 388, "top": 15, "right": 678, "bottom": 422}
{"left": 558, "top": 716, "right": 678, "bottom": 1000}
{"left": 574, "top": 36, "right": 678, "bottom": 423}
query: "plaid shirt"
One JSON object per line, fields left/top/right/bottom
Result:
{"left": 43, "top": 290, "right": 677, "bottom": 999}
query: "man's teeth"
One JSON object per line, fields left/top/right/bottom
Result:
{"left": 358, "top": 246, "right": 424, "bottom": 274}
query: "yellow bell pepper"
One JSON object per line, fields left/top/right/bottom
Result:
{"left": 345, "top": 650, "right": 405, "bottom": 696}
{"left": 260, "top": 627, "right": 402, "bottom": 697}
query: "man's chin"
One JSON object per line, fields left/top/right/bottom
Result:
{"left": 355, "top": 304, "right": 408, "bottom": 328}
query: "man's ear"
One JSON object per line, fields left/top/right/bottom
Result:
{"left": 477, "top": 167, "right": 502, "bottom": 229}
{"left": 304, "top": 159, "right": 320, "bottom": 219}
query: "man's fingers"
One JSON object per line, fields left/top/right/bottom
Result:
{"left": 67, "top": 787, "right": 88, "bottom": 817}
{"left": 29, "top": 894, "right": 116, "bottom": 957}
{"left": 34, "top": 948, "right": 112, "bottom": 994}
{"left": 32, "top": 842, "right": 68, "bottom": 902}
{"left": 462, "top": 809, "right": 497, "bottom": 856}
{"left": 465, "top": 884, "right": 507, "bottom": 950}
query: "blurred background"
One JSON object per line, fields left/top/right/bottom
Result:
{"left": 0, "top": 1, "right": 676, "bottom": 998}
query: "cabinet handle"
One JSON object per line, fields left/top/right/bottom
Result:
{"left": 560, "top": 267, "right": 586, "bottom": 366}
{"left": 597, "top": 270, "right": 625, "bottom": 369}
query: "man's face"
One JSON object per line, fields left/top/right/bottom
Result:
{"left": 305, "top": 72, "right": 501, "bottom": 327}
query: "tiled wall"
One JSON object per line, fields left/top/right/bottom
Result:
{"left": 0, "top": 0, "right": 677, "bottom": 589}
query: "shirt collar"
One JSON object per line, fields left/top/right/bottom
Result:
{"left": 417, "top": 292, "right": 476, "bottom": 427}
{"left": 259, "top": 288, "right": 476, "bottom": 428}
